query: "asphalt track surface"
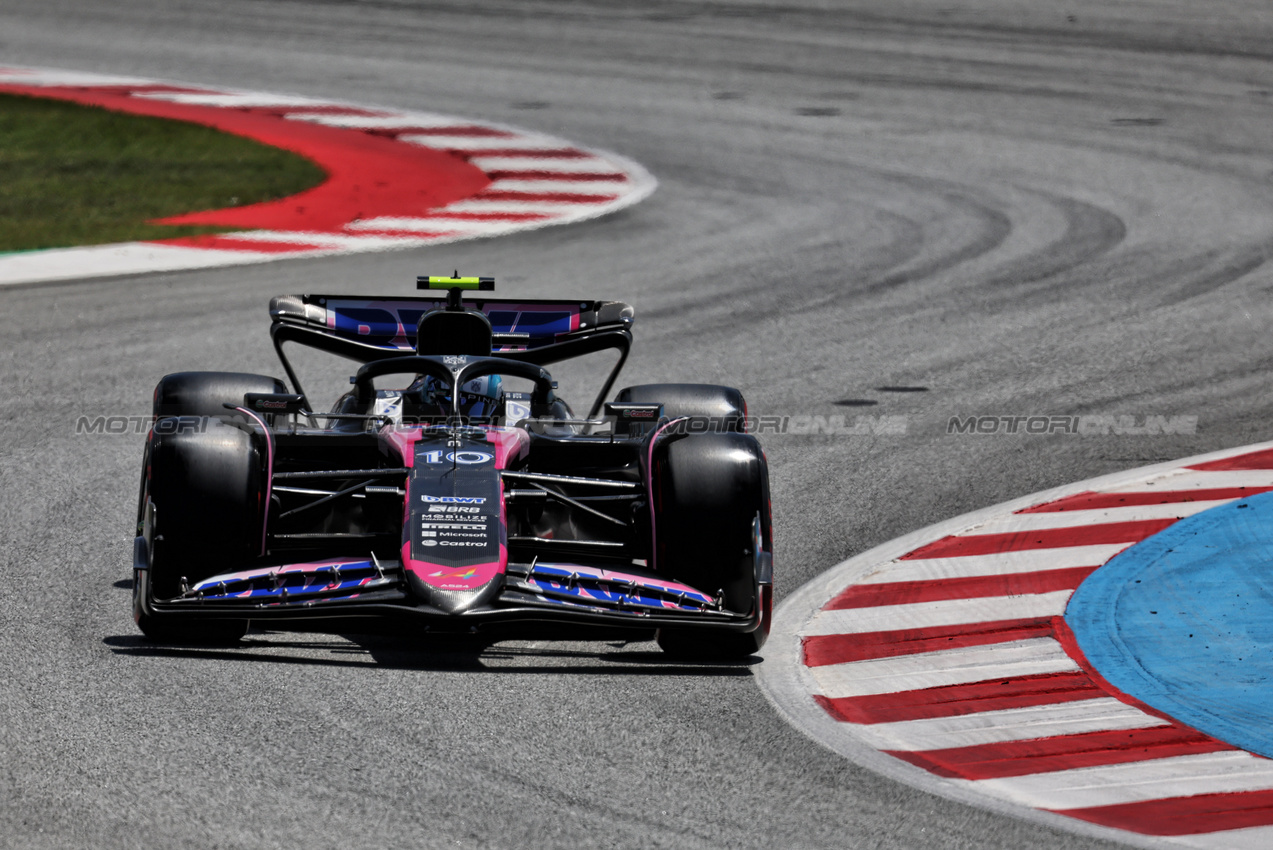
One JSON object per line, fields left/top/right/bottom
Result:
{"left": 3, "top": 2, "right": 1273, "bottom": 848}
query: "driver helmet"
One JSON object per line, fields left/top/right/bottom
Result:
{"left": 416, "top": 374, "right": 503, "bottom": 420}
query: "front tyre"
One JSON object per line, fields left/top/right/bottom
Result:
{"left": 652, "top": 432, "right": 773, "bottom": 660}
{"left": 134, "top": 416, "right": 260, "bottom": 643}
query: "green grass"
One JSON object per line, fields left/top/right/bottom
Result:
{"left": 0, "top": 92, "right": 327, "bottom": 251}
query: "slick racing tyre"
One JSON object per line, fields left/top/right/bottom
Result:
{"left": 613, "top": 383, "right": 746, "bottom": 432}
{"left": 652, "top": 432, "right": 773, "bottom": 660}
{"left": 153, "top": 371, "right": 287, "bottom": 421}
{"left": 134, "top": 416, "right": 261, "bottom": 643}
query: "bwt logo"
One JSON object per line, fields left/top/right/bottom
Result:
{"left": 420, "top": 495, "right": 486, "bottom": 505}
{"left": 947, "top": 415, "right": 1198, "bottom": 436}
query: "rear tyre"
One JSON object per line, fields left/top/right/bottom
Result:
{"left": 613, "top": 383, "right": 746, "bottom": 432}
{"left": 652, "top": 432, "right": 773, "bottom": 660}
{"left": 134, "top": 416, "right": 260, "bottom": 643}
{"left": 153, "top": 371, "right": 287, "bottom": 421}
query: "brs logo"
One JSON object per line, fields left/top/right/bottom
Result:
{"left": 421, "top": 495, "right": 487, "bottom": 504}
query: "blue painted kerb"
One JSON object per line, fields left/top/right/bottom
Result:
{"left": 1066, "top": 490, "right": 1273, "bottom": 757}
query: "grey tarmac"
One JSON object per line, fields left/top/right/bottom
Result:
{"left": 4, "top": 2, "right": 1273, "bottom": 848}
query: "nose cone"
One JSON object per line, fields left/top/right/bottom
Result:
{"left": 402, "top": 433, "right": 508, "bottom": 614}
{"left": 403, "top": 560, "right": 503, "bottom": 613}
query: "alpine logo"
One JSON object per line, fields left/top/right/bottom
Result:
{"left": 420, "top": 495, "right": 487, "bottom": 504}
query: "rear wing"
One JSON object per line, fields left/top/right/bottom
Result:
{"left": 270, "top": 294, "right": 634, "bottom": 354}
{"left": 268, "top": 294, "right": 635, "bottom": 418}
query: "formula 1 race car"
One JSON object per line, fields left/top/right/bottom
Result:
{"left": 132, "top": 276, "right": 773, "bottom": 659}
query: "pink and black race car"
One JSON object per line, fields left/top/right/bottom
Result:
{"left": 132, "top": 276, "right": 773, "bottom": 659}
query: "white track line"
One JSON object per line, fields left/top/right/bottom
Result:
{"left": 858, "top": 545, "right": 1128, "bottom": 584}
{"left": 345, "top": 217, "right": 526, "bottom": 235}
{"left": 969, "top": 500, "right": 1228, "bottom": 533}
{"left": 803, "top": 590, "right": 1074, "bottom": 636}
{"left": 132, "top": 91, "right": 341, "bottom": 108}
{"left": 964, "top": 751, "right": 1273, "bottom": 810}
{"left": 809, "top": 638, "right": 1079, "bottom": 698}
{"left": 465, "top": 157, "right": 627, "bottom": 173}
{"left": 1109, "top": 470, "right": 1273, "bottom": 491}
{"left": 853, "top": 699, "right": 1167, "bottom": 752}
{"left": 284, "top": 113, "right": 478, "bottom": 130}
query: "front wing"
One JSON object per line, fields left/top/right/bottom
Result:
{"left": 132, "top": 538, "right": 767, "bottom": 634}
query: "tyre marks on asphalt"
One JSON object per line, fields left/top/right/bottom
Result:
{"left": 761, "top": 444, "right": 1273, "bottom": 847}
{"left": 0, "top": 66, "right": 655, "bottom": 285}
{"left": 984, "top": 191, "right": 1127, "bottom": 290}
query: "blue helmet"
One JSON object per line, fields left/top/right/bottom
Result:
{"left": 417, "top": 374, "right": 503, "bottom": 420}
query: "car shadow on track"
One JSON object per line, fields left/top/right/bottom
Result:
{"left": 101, "top": 631, "right": 760, "bottom": 676}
